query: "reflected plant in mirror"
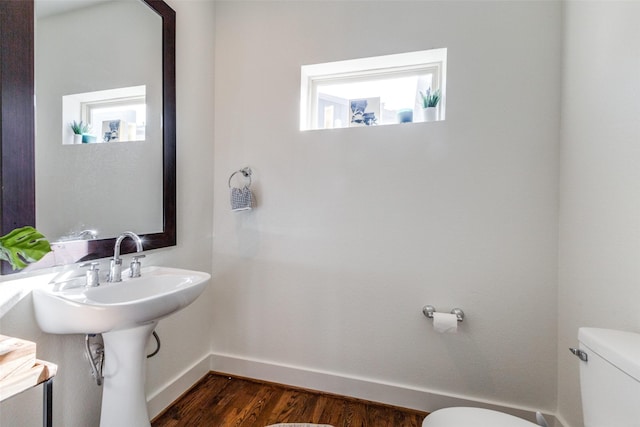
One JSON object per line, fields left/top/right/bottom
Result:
{"left": 69, "top": 120, "right": 90, "bottom": 144}
{"left": 69, "top": 120, "right": 90, "bottom": 134}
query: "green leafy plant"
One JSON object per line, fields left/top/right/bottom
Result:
{"left": 70, "top": 120, "right": 91, "bottom": 135}
{"left": 419, "top": 88, "right": 441, "bottom": 108}
{"left": 0, "top": 226, "right": 51, "bottom": 270}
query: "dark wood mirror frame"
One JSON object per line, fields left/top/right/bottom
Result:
{"left": 0, "top": 0, "right": 176, "bottom": 275}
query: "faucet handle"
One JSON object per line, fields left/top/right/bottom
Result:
{"left": 79, "top": 262, "right": 100, "bottom": 287}
{"left": 130, "top": 255, "right": 146, "bottom": 278}
{"left": 79, "top": 261, "right": 100, "bottom": 270}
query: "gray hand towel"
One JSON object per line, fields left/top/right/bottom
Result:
{"left": 231, "top": 186, "right": 253, "bottom": 211}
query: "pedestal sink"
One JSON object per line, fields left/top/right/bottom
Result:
{"left": 32, "top": 266, "right": 211, "bottom": 427}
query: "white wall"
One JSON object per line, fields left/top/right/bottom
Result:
{"left": 212, "top": 0, "right": 561, "bottom": 416}
{"left": 0, "top": 1, "right": 215, "bottom": 425}
{"left": 557, "top": 2, "right": 640, "bottom": 426}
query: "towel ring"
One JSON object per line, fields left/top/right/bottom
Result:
{"left": 228, "top": 167, "right": 252, "bottom": 188}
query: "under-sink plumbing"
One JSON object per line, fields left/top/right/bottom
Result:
{"left": 85, "top": 334, "right": 104, "bottom": 386}
{"left": 147, "top": 331, "right": 161, "bottom": 358}
{"left": 84, "top": 331, "right": 161, "bottom": 386}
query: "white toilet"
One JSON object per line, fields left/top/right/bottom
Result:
{"left": 422, "top": 327, "right": 640, "bottom": 426}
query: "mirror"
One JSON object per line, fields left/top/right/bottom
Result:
{"left": 0, "top": 0, "right": 176, "bottom": 274}
{"left": 35, "top": 0, "right": 163, "bottom": 242}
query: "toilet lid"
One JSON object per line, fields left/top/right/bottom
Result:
{"left": 422, "top": 407, "right": 539, "bottom": 427}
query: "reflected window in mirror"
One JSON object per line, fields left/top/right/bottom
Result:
{"left": 63, "top": 85, "right": 146, "bottom": 144}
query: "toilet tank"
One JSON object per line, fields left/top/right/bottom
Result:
{"left": 578, "top": 328, "right": 640, "bottom": 427}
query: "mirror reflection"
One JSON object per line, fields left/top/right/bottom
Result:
{"left": 63, "top": 85, "right": 147, "bottom": 144}
{"left": 35, "top": 0, "right": 163, "bottom": 243}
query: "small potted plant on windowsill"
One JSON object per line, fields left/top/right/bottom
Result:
{"left": 419, "top": 88, "right": 441, "bottom": 122}
{"left": 70, "top": 120, "right": 92, "bottom": 144}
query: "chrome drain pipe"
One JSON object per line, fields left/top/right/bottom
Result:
{"left": 84, "top": 334, "right": 104, "bottom": 386}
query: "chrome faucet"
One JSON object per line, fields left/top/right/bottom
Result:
{"left": 77, "top": 229, "right": 98, "bottom": 240}
{"left": 107, "top": 231, "right": 144, "bottom": 282}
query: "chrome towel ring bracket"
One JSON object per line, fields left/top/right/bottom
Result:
{"left": 228, "top": 167, "right": 252, "bottom": 188}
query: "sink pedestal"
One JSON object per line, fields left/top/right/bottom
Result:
{"left": 100, "top": 322, "right": 158, "bottom": 427}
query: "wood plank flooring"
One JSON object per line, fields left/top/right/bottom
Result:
{"left": 152, "top": 372, "right": 428, "bottom": 427}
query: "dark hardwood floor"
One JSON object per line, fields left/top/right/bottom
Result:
{"left": 152, "top": 372, "right": 428, "bottom": 427}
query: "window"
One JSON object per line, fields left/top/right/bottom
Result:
{"left": 300, "top": 48, "right": 447, "bottom": 130}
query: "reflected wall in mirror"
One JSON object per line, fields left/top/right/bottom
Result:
{"left": 0, "top": 0, "right": 176, "bottom": 274}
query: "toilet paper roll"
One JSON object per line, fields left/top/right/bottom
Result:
{"left": 433, "top": 312, "right": 458, "bottom": 334}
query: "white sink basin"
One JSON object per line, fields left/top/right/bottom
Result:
{"left": 33, "top": 266, "right": 211, "bottom": 334}
{"left": 33, "top": 265, "right": 211, "bottom": 427}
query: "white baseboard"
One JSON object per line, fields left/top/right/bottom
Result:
{"left": 146, "top": 354, "right": 211, "bottom": 419}
{"left": 147, "top": 352, "right": 563, "bottom": 427}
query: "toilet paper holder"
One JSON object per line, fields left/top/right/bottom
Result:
{"left": 422, "top": 305, "right": 465, "bottom": 322}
